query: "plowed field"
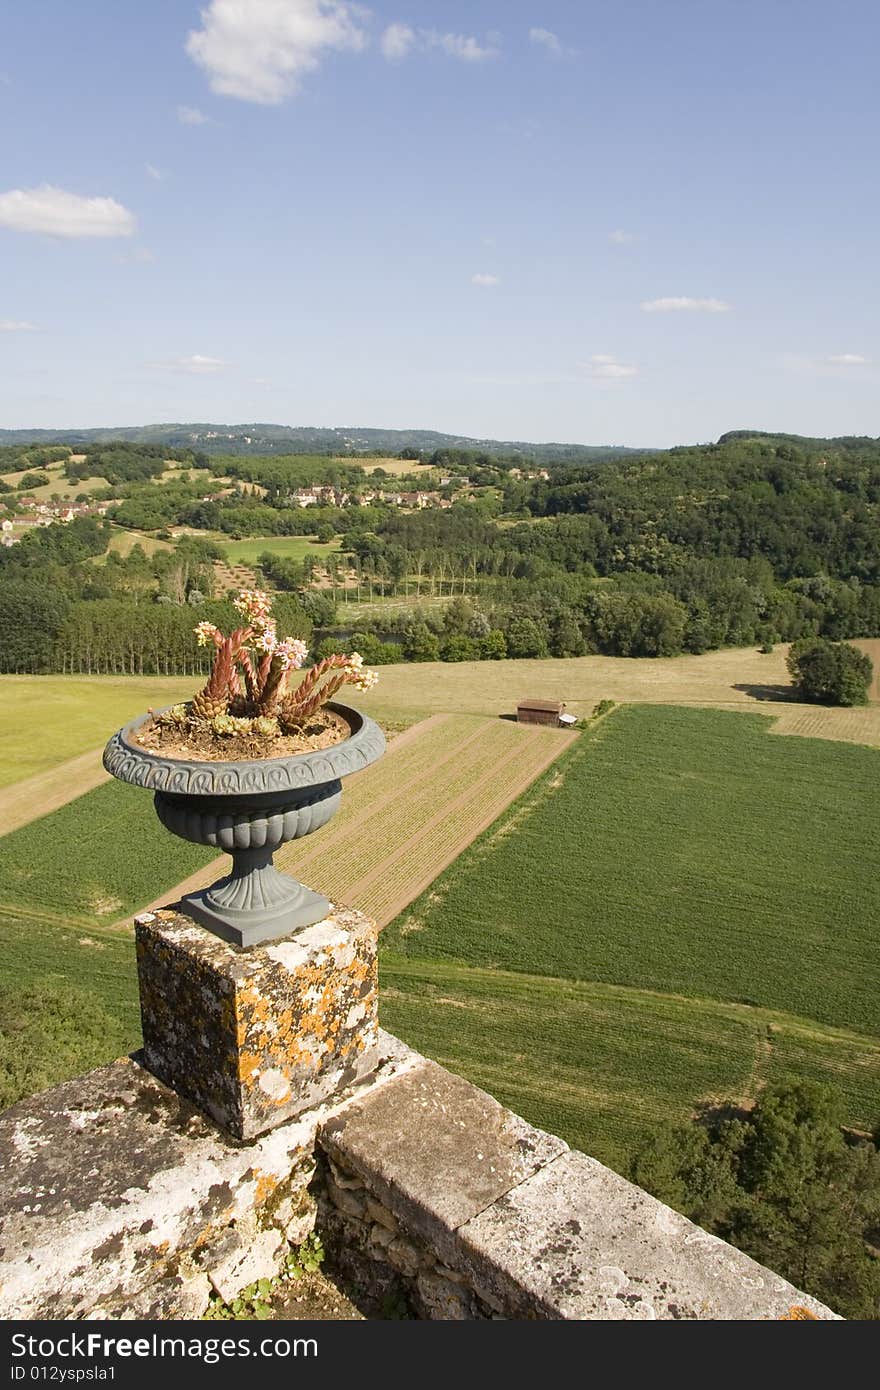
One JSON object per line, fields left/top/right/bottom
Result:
{"left": 151, "top": 714, "right": 577, "bottom": 927}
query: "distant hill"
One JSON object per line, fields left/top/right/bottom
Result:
{"left": 0, "top": 422, "right": 651, "bottom": 465}
{"left": 718, "top": 429, "right": 880, "bottom": 452}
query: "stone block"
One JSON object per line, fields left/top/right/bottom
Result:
{"left": 201, "top": 1225, "right": 285, "bottom": 1304}
{"left": 89, "top": 1270, "right": 212, "bottom": 1321}
{"left": 454, "top": 1150, "right": 839, "bottom": 1320}
{"left": 0, "top": 1034, "right": 419, "bottom": 1320}
{"left": 416, "top": 1269, "right": 474, "bottom": 1320}
{"left": 318, "top": 1059, "right": 567, "bottom": 1266}
{"left": 136, "top": 905, "right": 379, "bottom": 1139}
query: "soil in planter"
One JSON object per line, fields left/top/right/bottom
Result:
{"left": 135, "top": 708, "right": 352, "bottom": 762}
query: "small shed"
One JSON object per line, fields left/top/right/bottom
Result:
{"left": 517, "top": 698, "right": 565, "bottom": 727}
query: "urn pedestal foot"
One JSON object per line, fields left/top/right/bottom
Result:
{"left": 182, "top": 846, "right": 330, "bottom": 948}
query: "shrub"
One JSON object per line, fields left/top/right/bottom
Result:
{"left": 787, "top": 637, "right": 873, "bottom": 706}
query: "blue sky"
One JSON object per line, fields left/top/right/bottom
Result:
{"left": 1, "top": 0, "right": 877, "bottom": 446}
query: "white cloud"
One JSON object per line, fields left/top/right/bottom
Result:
{"left": 381, "top": 26, "right": 499, "bottom": 65}
{"left": 426, "top": 30, "right": 498, "bottom": 62}
{"left": 381, "top": 23, "right": 415, "bottom": 61}
{"left": 152, "top": 354, "right": 228, "bottom": 375}
{"left": 581, "top": 354, "right": 638, "bottom": 381}
{"left": 177, "top": 104, "right": 210, "bottom": 124}
{"left": 826, "top": 353, "right": 868, "bottom": 366}
{"left": 529, "top": 27, "right": 561, "bottom": 55}
{"left": 640, "top": 296, "right": 729, "bottom": 313}
{"left": 186, "top": 0, "right": 367, "bottom": 104}
{"left": 0, "top": 185, "right": 135, "bottom": 239}
{"left": 609, "top": 229, "right": 635, "bottom": 245}
{"left": 146, "top": 164, "right": 165, "bottom": 181}
{"left": 0, "top": 320, "right": 38, "bottom": 332}
{"left": 471, "top": 273, "right": 500, "bottom": 287}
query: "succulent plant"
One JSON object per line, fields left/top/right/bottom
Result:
{"left": 178, "top": 589, "right": 378, "bottom": 745}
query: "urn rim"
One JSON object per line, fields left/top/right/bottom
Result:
{"left": 102, "top": 699, "right": 386, "bottom": 798}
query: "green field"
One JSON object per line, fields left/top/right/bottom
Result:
{"left": 385, "top": 707, "right": 880, "bottom": 1035}
{"left": 0, "top": 777, "right": 214, "bottom": 1100}
{"left": 218, "top": 535, "right": 342, "bottom": 565}
{"left": 382, "top": 705, "right": 880, "bottom": 1166}
{"left": 2, "top": 686, "right": 879, "bottom": 1168}
{"left": 0, "top": 779, "right": 212, "bottom": 925}
{"left": 2, "top": 646, "right": 878, "bottom": 791}
{"left": 104, "top": 525, "right": 173, "bottom": 558}
{"left": 0, "top": 777, "right": 215, "bottom": 1104}
{"left": 380, "top": 960, "right": 880, "bottom": 1173}
{"left": 0, "top": 676, "right": 195, "bottom": 786}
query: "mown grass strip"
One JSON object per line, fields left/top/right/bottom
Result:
{"left": 380, "top": 956, "right": 880, "bottom": 1173}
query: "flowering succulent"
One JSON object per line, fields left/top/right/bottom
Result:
{"left": 187, "top": 589, "right": 378, "bottom": 737}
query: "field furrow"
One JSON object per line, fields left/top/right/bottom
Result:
{"left": 148, "top": 715, "right": 576, "bottom": 928}
{"left": 280, "top": 714, "right": 492, "bottom": 879}
{"left": 283, "top": 720, "right": 537, "bottom": 890}
{"left": 316, "top": 725, "right": 577, "bottom": 923}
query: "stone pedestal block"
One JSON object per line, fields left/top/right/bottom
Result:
{"left": 135, "top": 905, "right": 379, "bottom": 1140}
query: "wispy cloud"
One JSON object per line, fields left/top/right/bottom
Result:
{"left": 151, "top": 354, "right": 228, "bottom": 375}
{"left": 641, "top": 296, "right": 729, "bottom": 313}
{"left": 609, "top": 229, "right": 635, "bottom": 245}
{"left": 177, "top": 104, "right": 211, "bottom": 125}
{"left": 580, "top": 354, "right": 638, "bottom": 381}
{"left": 777, "top": 352, "right": 875, "bottom": 378}
{"left": 471, "top": 273, "right": 500, "bottom": 287}
{"left": 145, "top": 164, "right": 165, "bottom": 181}
{"left": 382, "top": 26, "right": 499, "bottom": 64}
{"left": 427, "top": 30, "right": 498, "bottom": 62}
{"left": 528, "top": 27, "right": 573, "bottom": 58}
{"left": 381, "top": 23, "right": 415, "bottom": 61}
{"left": 529, "top": 27, "right": 561, "bottom": 55}
{"left": 0, "top": 186, "right": 135, "bottom": 239}
{"left": 0, "top": 320, "right": 38, "bottom": 332}
{"left": 186, "top": 0, "right": 367, "bottom": 104}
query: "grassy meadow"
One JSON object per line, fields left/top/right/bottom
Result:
{"left": 2, "top": 643, "right": 878, "bottom": 790}
{"left": 217, "top": 535, "right": 341, "bottom": 565}
{"left": 385, "top": 707, "right": 880, "bottom": 1035}
{"left": 380, "top": 960, "right": 880, "bottom": 1173}
{"left": 0, "top": 676, "right": 195, "bottom": 785}
{"left": 382, "top": 705, "right": 880, "bottom": 1166}
{"left": 0, "top": 779, "right": 212, "bottom": 925}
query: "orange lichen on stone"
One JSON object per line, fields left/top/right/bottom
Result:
{"left": 238, "top": 1052, "right": 263, "bottom": 1084}
{"left": 778, "top": 1306, "right": 819, "bottom": 1320}
{"left": 136, "top": 909, "right": 378, "bottom": 1140}
{"left": 252, "top": 1169, "right": 280, "bottom": 1206}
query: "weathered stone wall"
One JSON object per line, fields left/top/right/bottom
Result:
{"left": 0, "top": 1036, "right": 415, "bottom": 1321}
{"left": 315, "top": 1056, "right": 837, "bottom": 1321}
{"left": 0, "top": 1034, "right": 837, "bottom": 1320}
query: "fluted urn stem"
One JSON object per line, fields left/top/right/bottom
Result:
{"left": 183, "top": 845, "right": 331, "bottom": 949}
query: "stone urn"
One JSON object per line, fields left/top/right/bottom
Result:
{"left": 103, "top": 701, "right": 385, "bottom": 948}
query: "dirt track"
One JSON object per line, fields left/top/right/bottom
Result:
{"left": 0, "top": 749, "right": 109, "bottom": 838}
